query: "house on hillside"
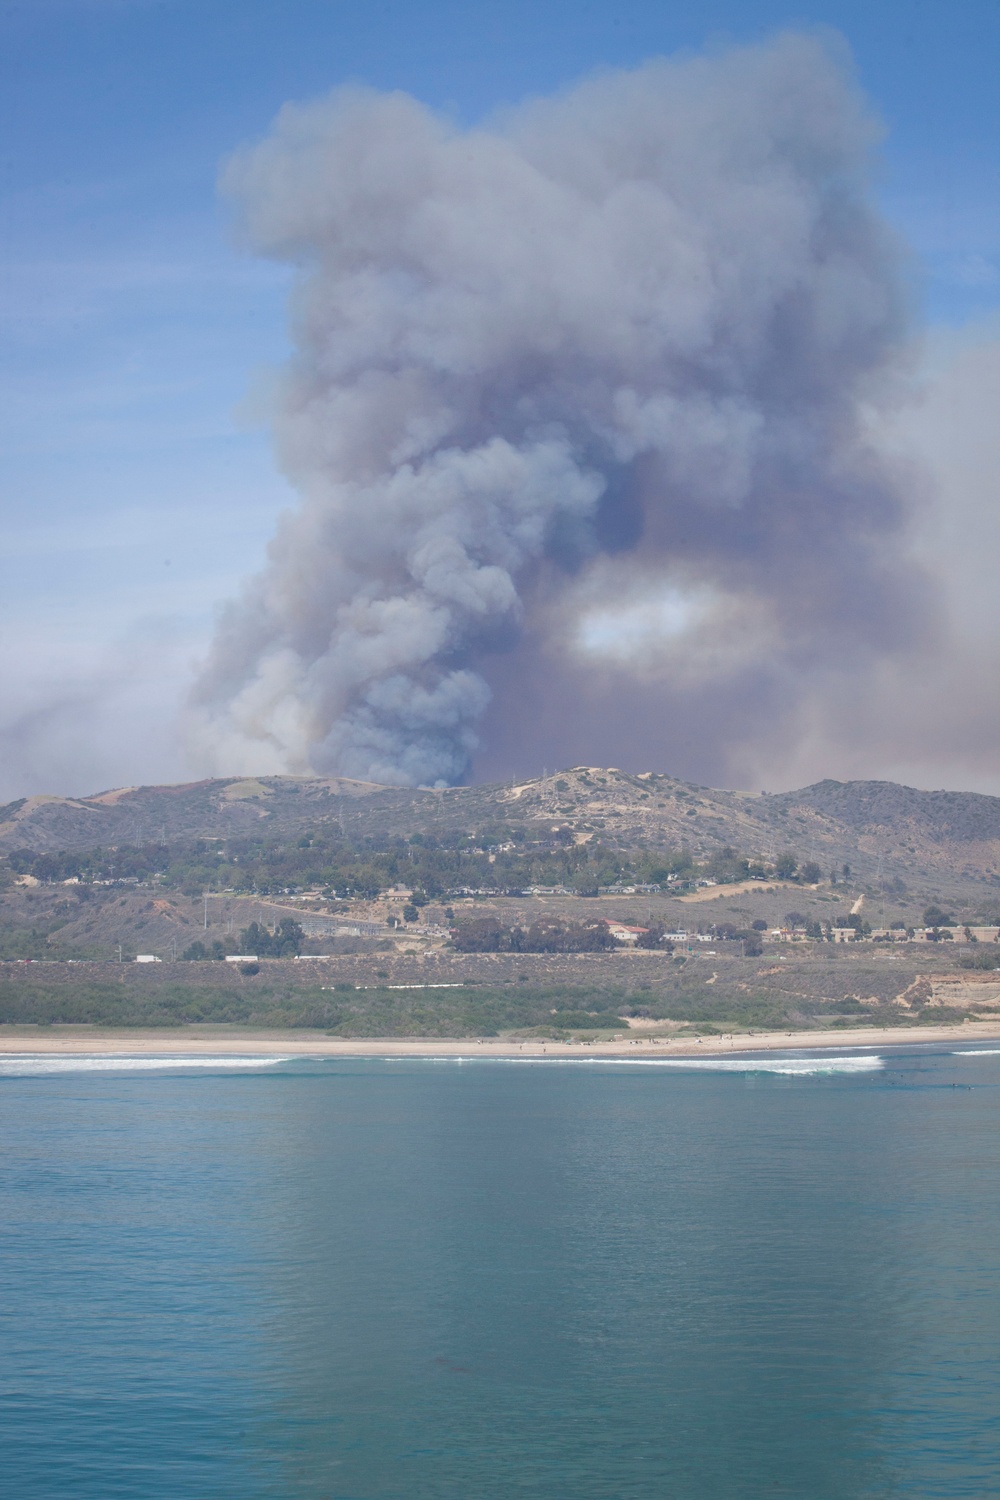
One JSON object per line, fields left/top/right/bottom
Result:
{"left": 602, "top": 920, "right": 649, "bottom": 944}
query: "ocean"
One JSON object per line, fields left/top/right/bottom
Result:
{"left": 1, "top": 1046, "right": 998, "bottom": 1498}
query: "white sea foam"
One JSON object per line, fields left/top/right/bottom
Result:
{"left": 952, "top": 1048, "right": 1000, "bottom": 1056}
{"left": 401, "top": 1054, "right": 884, "bottom": 1075}
{"left": 637, "top": 1055, "right": 884, "bottom": 1075}
{"left": 0, "top": 1054, "right": 293, "bottom": 1075}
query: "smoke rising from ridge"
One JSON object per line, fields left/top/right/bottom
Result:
{"left": 192, "top": 33, "right": 932, "bottom": 788}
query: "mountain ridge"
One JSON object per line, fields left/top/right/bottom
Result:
{"left": 2, "top": 768, "right": 1000, "bottom": 890}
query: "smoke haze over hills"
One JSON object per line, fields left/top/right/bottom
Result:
{"left": 190, "top": 33, "right": 935, "bottom": 790}
{"left": 4, "top": 14, "right": 1000, "bottom": 806}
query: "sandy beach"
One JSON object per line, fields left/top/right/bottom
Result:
{"left": 2, "top": 1020, "right": 999, "bottom": 1059}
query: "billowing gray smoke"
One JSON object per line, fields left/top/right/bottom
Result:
{"left": 192, "top": 32, "right": 929, "bottom": 788}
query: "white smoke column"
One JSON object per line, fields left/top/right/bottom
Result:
{"left": 192, "top": 32, "right": 925, "bottom": 787}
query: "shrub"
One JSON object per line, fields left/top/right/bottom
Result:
{"left": 960, "top": 951, "right": 1000, "bottom": 971}
{"left": 551, "top": 1012, "right": 625, "bottom": 1030}
{"left": 452, "top": 917, "right": 614, "bottom": 953}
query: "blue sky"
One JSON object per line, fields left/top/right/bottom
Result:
{"left": 1, "top": 0, "right": 999, "bottom": 796}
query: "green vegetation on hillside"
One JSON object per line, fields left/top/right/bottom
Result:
{"left": 3, "top": 833, "right": 822, "bottom": 902}
{"left": 0, "top": 958, "right": 975, "bottom": 1035}
{"left": 452, "top": 917, "right": 617, "bottom": 952}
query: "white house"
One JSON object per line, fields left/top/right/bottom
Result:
{"left": 603, "top": 921, "right": 649, "bottom": 943}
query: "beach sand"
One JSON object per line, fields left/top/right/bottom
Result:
{"left": 1, "top": 1021, "right": 999, "bottom": 1059}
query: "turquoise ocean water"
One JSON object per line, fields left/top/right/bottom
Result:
{"left": 1, "top": 1045, "right": 998, "bottom": 1498}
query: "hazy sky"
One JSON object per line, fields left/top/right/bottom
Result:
{"left": 2, "top": 0, "right": 999, "bottom": 798}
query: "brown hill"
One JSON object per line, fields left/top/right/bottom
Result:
{"left": 2, "top": 767, "right": 1000, "bottom": 894}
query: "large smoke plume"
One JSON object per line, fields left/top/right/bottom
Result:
{"left": 192, "top": 32, "right": 931, "bottom": 788}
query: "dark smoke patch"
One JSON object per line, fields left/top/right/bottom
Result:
{"left": 191, "top": 32, "right": 931, "bottom": 787}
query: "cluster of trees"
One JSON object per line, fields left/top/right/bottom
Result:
{"left": 960, "top": 950, "right": 1000, "bottom": 970}
{"left": 181, "top": 917, "right": 305, "bottom": 961}
{"left": 7, "top": 844, "right": 173, "bottom": 884}
{"left": 235, "top": 919, "right": 306, "bottom": 957}
{"left": 783, "top": 910, "right": 826, "bottom": 939}
{"left": 5, "top": 831, "right": 845, "bottom": 904}
{"left": 180, "top": 939, "right": 229, "bottom": 961}
{"left": 451, "top": 918, "right": 678, "bottom": 954}
{"left": 453, "top": 918, "right": 618, "bottom": 953}
{"left": 706, "top": 922, "right": 766, "bottom": 956}
{"left": 6, "top": 833, "right": 654, "bottom": 899}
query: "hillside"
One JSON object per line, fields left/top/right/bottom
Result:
{"left": 2, "top": 768, "right": 1000, "bottom": 892}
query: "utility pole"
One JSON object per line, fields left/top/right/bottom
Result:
{"left": 117, "top": 944, "right": 122, "bottom": 963}
{"left": 203, "top": 892, "right": 209, "bottom": 930}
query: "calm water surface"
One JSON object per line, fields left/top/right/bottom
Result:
{"left": 1, "top": 1046, "right": 998, "bottom": 1498}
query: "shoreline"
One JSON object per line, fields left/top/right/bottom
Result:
{"left": 1, "top": 1020, "right": 999, "bottom": 1059}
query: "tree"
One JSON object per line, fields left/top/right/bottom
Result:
{"left": 636, "top": 922, "right": 672, "bottom": 951}
{"left": 707, "top": 846, "right": 749, "bottom": 883}
{"left": 181, "top": 939, "right": 226, "bottom": 960}
{"left": 451, "top": 918, "right": 513, "bottom": 952}
{"left": 922, "top": 904, "right": 955, "bottom": 928}
{"left": 236, "top": 917, "right": 305, "bottom": 957}
{"left": 774, "top": 853, "right": 798, "bottom": 880}
{"left": 711, "top": 922, "right": 739, "bottom": 940}
{"left": 800, "top": 861, "right": 822, "bottom": 884}
{"left": 273, "top": 917, "right": 305, "bottom": 955}
{"left": 452, "top": 917, "right": 614, "bottom": 954}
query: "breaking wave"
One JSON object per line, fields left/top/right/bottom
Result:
{"left": 402, "top": 1054, "right": 885, "bottom": 1075}
{"left": 0, "top": 1054, "right": 293, "bottom": 1075}
{"left": 640, "top": 1055, "right": 885, "bottom": 1075}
